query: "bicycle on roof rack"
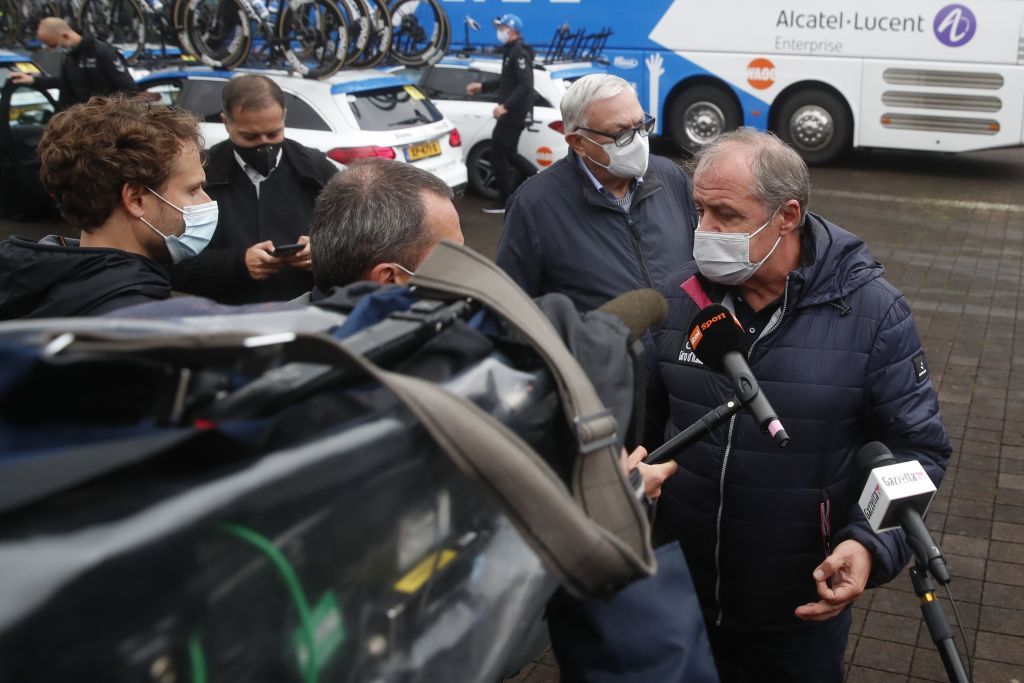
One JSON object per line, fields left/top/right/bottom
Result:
{"left": 180, "top": 0, "right": 347, "bottom": 78}
{"left": 3, "top": 0, "right": 78, "bottom": 48}
{"left": 77, "top": 0, "right": 195, "bottom": 66}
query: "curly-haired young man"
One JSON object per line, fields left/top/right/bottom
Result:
{"left": 0, "top": 95, "right": 212, "bottom": 319}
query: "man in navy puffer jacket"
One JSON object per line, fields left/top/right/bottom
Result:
{"left": 647, "top": 128, "right": 950, "bottom": 682}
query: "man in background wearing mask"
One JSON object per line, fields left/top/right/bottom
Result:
{"left": 465, "top": 14, "right": 537, "bottom": 214}
{"left": 0, "top": 95, "right": 209, "bottom": 318}
{"left": 495, "top": 73, "right": 696, "bottom": 311}
{"left": 169, "top": 74, "right": 337, "bottom": 304}
{"left": 8, "top": 17, "right": 139, "bottom": 111}
{"left": 646, "top": 128, "right": 949, "bottom": 682}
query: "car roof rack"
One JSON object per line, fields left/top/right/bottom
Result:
{"left": 450, "top": 16, "right": 610, "bottom": 66}
{"left": 540, "top": 24, "right": 611, "bottom": 65}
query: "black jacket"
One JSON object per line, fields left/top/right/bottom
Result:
{"left": 496, "top": 151, "right": 696, "bottom": 311}
{"left": 35, "top": 34, "right": 139, "bottom": 110}
{"left": 0, "top": 235, "right": 170, "bottom": 319}
{"left": 648, "top": 214, "right": 951, "bottom": 628}
{"left": 482, "top": 38, "right": 535, "bottom": 124}
{"left": 169, "top": 138, "right": 337, "bottom": 305}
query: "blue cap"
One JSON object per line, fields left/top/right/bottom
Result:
{"left": 494, "top": 14, "right": 523, "bottom": 32}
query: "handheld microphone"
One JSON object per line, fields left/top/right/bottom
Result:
{"left": 688, "top": 304, "right": 789, "bottom": 447}
{"left": 596, "top": 289, "right": 668, "bottom": 343}
{"left": 857, "top": 442, "right": 949, "bottom": 584}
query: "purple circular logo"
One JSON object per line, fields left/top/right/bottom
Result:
{"left": 934, "top": 4, "right": 976, "bottom": 47}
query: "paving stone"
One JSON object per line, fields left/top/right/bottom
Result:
{"left": 986, "top": 560, "right": 1024, "bottom": 587}
{"left": 999, "top": 459, "right": 1024, "bottom": 476}
{"left": 947, "top": 553, "right": 987, "bottom": 581}
{"left": 989, "top": 540, "right": 1024, "bottom": 565}
{"left": 852, "top": 636, "right": 915, "bottom": 675}
{"left": 949, "top": 496, "right": 995, "bottom": 520}
{"left": 992, "top": 521, "right": 1024, "bottom": 543}
{"left": 999, "top": 473, "right": 1024, "bottom": 491}
{"left": 979, "top": 604, "right": 1024, "bottom": 638}
{"left": 910, "top": 645, "right": 955, "bottom": 681}
{"left": 846, "top": 666, "right": 907, "bottom": 683}
{"left": 944, "top": 515, "right": 993, "bottom": 539}
{"left": 975, "top": 632, "right": 1024, "bottom": 666}
{"left": 996, "top": 488, "right": 1024, "bottom": 507}
{"left": 871, "top": 587, "right": 926, "bottom": 619}
{"left": 971, "top": 657, "right": 1024, "bottom": 682}
{"left": 983, "top": 582, "right": 1024, "bottom": 610}
{"left": 941, "top": 534, "right": 990, "bottom": 559}
{"left": 862, "top": 611, "right": 922, "bottom": 646}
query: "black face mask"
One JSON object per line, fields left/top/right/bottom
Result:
{"left": 233, "top": 142, "right": 282, "bottom": 177}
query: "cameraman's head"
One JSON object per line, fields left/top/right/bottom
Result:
{"left": 38, "top": 95, "right": 208, "bottom": 263}
{"left": 309, "top": 159, "right": 463, "bottom": 288}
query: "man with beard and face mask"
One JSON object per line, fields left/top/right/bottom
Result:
{"left": 8, "top": 17, "right": 139, "bottom": 111}
{"left": 646, "top": 128, "right": 950, "bottom": 682}
{"left": 169, "top": 74, "right": 337, "bottom": 304}
{"left": 495, "top": 73, "right": 696, "bottom": 312}
{"left": 0, "top": 95, "right": 207, "bottom": 318}
{"left": 465, "top": 14, "right": 537, "bottom": 214}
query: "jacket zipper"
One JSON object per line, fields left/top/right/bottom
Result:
{"left": 713, "top": 276, "right": 792, "bottom": 626}
{"left": 624, "top": 214, "right": 654, "bottom": 289}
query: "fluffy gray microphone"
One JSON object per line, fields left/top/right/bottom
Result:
{"left": 595, "top": 289, "right": 669, "bottom": 342}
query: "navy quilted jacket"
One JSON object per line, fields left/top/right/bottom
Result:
{"left": 648, "top": 213, "right": 951, "bottom": 628}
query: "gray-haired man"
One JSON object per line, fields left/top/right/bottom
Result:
{"left": 307, "top": 158, "right": 464, "bottom": 293}
{"left": 495, "top": 73, "right": 697, "bottom": 312}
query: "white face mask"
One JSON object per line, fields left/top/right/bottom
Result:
{"left": 140, "top": 188, "right": 219, "bottom": 263}
{"left": 496, "top": 28, "right": 511, "bottom": 43}
{"left": 580, "top": 133, "right": 650, "bottom": 179}
{"left": 693, "top": 206, "right": 783, "bottom": 286}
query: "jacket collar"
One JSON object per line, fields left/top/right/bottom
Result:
{"left": 205, "top": 138, "right": 323, "bottom": 188}
{"left": 568, "top": 150, "right": 663, "bottom": 213}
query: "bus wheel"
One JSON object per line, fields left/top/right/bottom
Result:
{"left": 669, "top": 85, "right": 741, "bottom": 154}
{"left": 775, "top": 89, "right": 851, "bottom": 165}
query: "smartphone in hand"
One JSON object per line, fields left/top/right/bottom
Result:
{"left": 271, "top": 242, "right": 304, "bottom": 257}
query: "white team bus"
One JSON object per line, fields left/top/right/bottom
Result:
{"left": 441, "top": 0, "right": 1024, "bottom": 163}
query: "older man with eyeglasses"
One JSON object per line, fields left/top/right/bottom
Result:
{"left": 495, "top": 73, "right": 697, "bottom": 313}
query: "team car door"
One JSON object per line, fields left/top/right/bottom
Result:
{"left": 0, "top": 76, "right": 57, "bottom": 216}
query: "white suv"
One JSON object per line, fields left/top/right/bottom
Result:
{"left": 409, "top": 57, "right": 605, "bottom": 200}
{"left": 137, "top": 67, "right": 468, "bottom": 193}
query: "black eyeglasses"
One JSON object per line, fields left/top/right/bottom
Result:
{"left": 577, "top": 114, "right": 656, "bottom": 147}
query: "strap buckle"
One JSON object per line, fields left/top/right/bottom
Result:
{"left": 574, "top": 408, "right": 618, "bottom": 455}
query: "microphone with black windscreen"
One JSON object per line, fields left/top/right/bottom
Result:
{"left": 595, "top": 289, "right": 669, "bottom": 343}
{"left": 596, "top": 289, "right": 668, "bottom": 449}
{"left": 688, "top": 304, "right": 789, "bottom": 447}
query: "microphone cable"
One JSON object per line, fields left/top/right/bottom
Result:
{"left": 944, "top": 582, "right": 974, "bottom": 682}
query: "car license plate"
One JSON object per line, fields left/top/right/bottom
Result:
{"left": 405, "top": 140, "right": 441, "bottom": 162}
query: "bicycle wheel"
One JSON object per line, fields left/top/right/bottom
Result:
{"left": 275, "top": 0, "right": 346, "bottom": 79}
{"left": 0, "top": 0, "right": 20, "bottom": 45}
{"left": 347, "top": 0, "right": 389, "bottom": 68}
{"left": 78, "top": 0, "right": 146, "bottom": 64}
{"left": 388, "top": 0, "right": 448, "bottom": 67}
{"left": 181, "top": 0, "right": 251, "bottom": 69}
{"left": 333, "top": 0, "right": 368, "bottom": 65}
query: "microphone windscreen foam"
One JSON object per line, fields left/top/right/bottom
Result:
{"left": 596, "top": 289, "right": 669, "bottom": 343}
{"left": 688, "top": 304, "right": 744, "bottom": 371}
{"left": 857, "top": 441, "right": 896, "bottom": 475}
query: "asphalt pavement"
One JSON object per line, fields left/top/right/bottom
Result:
{"left": 3, "top": 142, "right": 1024, "bottom": 682}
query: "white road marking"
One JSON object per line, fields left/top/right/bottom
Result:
{"left": 816, "top": 189, "right": 1024, "bottom": 214}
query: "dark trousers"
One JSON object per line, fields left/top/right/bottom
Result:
{"left": 705, "top": 607, "right": 852, "bottom": 683}
{"left": 491, "top": 118, "right": 537, "bottom": 202}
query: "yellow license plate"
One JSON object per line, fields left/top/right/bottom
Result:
{"left": 405, "top": 140, "right": 441, "bottom": 162}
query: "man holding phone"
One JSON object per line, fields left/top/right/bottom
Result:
{"left": 169, "top": 74, "right": 337, "bottom": 304}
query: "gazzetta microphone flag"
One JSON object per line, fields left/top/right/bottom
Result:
{"left": 857, "top": 441, "right": 937, "bottom": 533}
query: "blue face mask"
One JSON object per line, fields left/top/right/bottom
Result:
{"left": 141, "top": 188, "right": 218, "bottom": 263}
